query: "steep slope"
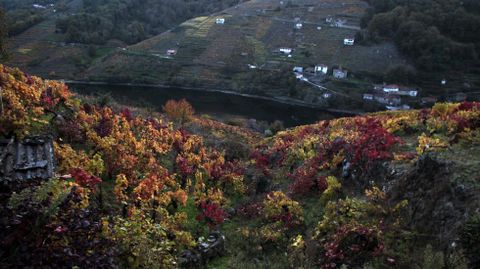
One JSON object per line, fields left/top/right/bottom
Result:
{"left": 85, "top": 0, "right": 407, "bottom": 104}
{"left": 0, "top": 65, "right": 479, "bottom": 268}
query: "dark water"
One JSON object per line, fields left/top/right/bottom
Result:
{"left": 68, "top": 83, "right": 339, "bottom": 127}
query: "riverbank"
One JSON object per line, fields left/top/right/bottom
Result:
{"left": 64, "top": 80, "right": 363, "bottom": 117}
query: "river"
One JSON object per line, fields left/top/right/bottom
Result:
{"left": 67, "top": 83, "right": 343, "bottom": 128}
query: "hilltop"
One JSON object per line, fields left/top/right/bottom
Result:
{"left": 1, "top": 65, "right": 479, "bottom": 268}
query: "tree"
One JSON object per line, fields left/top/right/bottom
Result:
{"left": 0, "top": 8, "right": 8, "bottom": 61}
{"left": 384, "top": 64, "right": 417, "bottom": 84}
{"left": 162, "top": 99, "right": 195, "bottom": 124}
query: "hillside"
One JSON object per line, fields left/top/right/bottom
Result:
{"left": 4, "top": 0, "right": 480, "bottom": 112}
{"left": 5, "top": 0, "right": 410, "bottom": 109}
{"left": 85, "top": 0, "right": 408, "bottom": 104}
{"left": 3, "top": 0, "right": 242, "bottom": 79}
{"left": 1, "top": 65, "right": 480, "bottom": 268}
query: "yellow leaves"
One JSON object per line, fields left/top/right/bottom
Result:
{"left": 431, "top": 102, "right": 460, "bottom": 118}
{"left": 263, "top": 191, "right": 303, "bottom": 224}
{"left": 416, "top": 133, "right": 449, "bottom": 155}
{"left": 85, "top": 153, "right": 105, "bottom": 177}
{"left": 114, "top": 174, "right": 129, "bottom": 203}
{"left": 380, "top": 110, "right": 421, "bottom": 133}
{"left": 196, "top": 188, "right": 227, "bottom": 207}
{"left": 290, "top": 234, "right": 305, "bottom": 249}
{"left": 320, "top": 176, "right": 342, "bottom": 205}
{"left": 53, "top": 142, "right": 89, "bottom": 174}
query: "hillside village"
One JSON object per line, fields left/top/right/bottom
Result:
{"left": 5, "top": 0, "right": 479, "bottom": 112}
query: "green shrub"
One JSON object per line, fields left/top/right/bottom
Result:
{"left": 460, "top": 214, "right": 480, "bottom": 269}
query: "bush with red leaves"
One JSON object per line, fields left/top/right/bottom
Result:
{"left": 196, "top": 202, "right": 228, "bottom": 229}
{"left": 70, "top": 168, "right": 102, "bottom": 188}
{"left": 289, "top": 165, "right": 328, "bottom": 197}
{"left": 322, "top": 225, "right": 384, "bottom": 269}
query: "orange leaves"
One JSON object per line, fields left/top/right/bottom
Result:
{"left": 162, "top": 99, "right": 194, "bottom": 124}
{"left": 134, "top": 173, "right": 165, "bottom": 202}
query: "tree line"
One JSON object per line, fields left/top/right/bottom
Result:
{"left": 55, "top": 0, "right": 241, "bottom": 45}
{"left": 361, "top": 0, "right": 480, "bottom": 71}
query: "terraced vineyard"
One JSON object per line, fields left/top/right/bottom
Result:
{"left": 85, "top": 0, "right": 407, "bottom": 103}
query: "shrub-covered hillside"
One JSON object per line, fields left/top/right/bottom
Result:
{"left": 0, "top": 65, "right": 479, "bottom": 268}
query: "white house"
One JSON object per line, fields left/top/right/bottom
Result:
{"left": 363, "top": 94, "right": 374, "bottom": 100}
{"left": 33, "top": 4, "right": 46, "bottom": 9}
{"left": 216, "top": 18, "right": 225, "bottom": 24}
{"left": 293, "top": 66, "right": 304, "bottom": 73}
{"left": 166, "top": 49, "right": 177, "bottom": 56}
{"left": 323, "top": 93, "right": 332, "bottom": 99}
{"left": 279, "top": 47, "right": 293, "bottom": 54}
{"left": 315, "top": 64, "right": 328, "bottom": 75}
{"left": 383, "top": 84, "right": 400, "bottom": 93}
{"left": 333, "top": 68, "right": 348, "bottom": 79}
{"left": 343, "top": 38, "right": 355, "bottom": 46}
{"left": 294, "top": 23, "right": 303, "bottom": 30}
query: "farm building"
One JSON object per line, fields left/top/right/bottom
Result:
{"left": 374, "top": 84, "right": 418, "bottom": 97}
{"left": 293, "top": 66, "right": 304, "bottom": 73}
{"left": 279, "top": 47, "right": 293, "bottom": 54}
{"left": 0, "top": 136, "right": 56, "bottom": 181}
{"left": 315, "top": 64, "right": 328, "bottom": 75}
{"left": 343, "top": 38, "right": 355, "bottom": 46}
{"left": 383, "top": 84, "right": 400, "bottom": 93}
{"left": 166, "top": 49, "right": 177, "bottom": 56}
{"left": 333, "top": 68, "right": 348, "bottom": 79}
{"left": 294, "top": 23, "right": 303, "bottom": 30}
{"left": 216, "top": 18, "right": 225, "bottom": 24}
{"left": 392, "top": 90, "right": 418, "bottom": 97}
{"left": 374, "top": 95, "right": 401, "bottom": 106}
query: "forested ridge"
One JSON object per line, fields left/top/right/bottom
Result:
{"left": 362, "top": 0, "right": 480, "bottom": 71}
{"left": 55, "top": 0, "right": 241, "bottom": 44}
{"left": 0, "top": 0, "right": 241, "bottom": 45}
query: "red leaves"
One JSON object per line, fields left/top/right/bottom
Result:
{"left": 458, "top": 102, "right": 480, "bottom": 111}
{"left": 289, "top": 167, "right": 329, "bottom": 197}
{"left": 196, "top": 202, "right": 227, "bottom": 229}
{"left": 322, "top": 225, "right": 384, "bottom": 269}
{"left": 349, "top": 118, "right": 402, "bottom": 169}
{"left": 70, "top": 168, "right": 102, "bottom": 188}
{"left": 120, "top": 107, "right": 133, "bottom": 122}
{"left": 176, "top": 156, "right": 195, "bottom": 176}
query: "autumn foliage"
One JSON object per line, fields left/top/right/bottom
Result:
{"left": 162, "top": 98, "right": 195, "bottom": 124}
{"left": 1, "top": 64, "right": 480, "bottom": 268}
